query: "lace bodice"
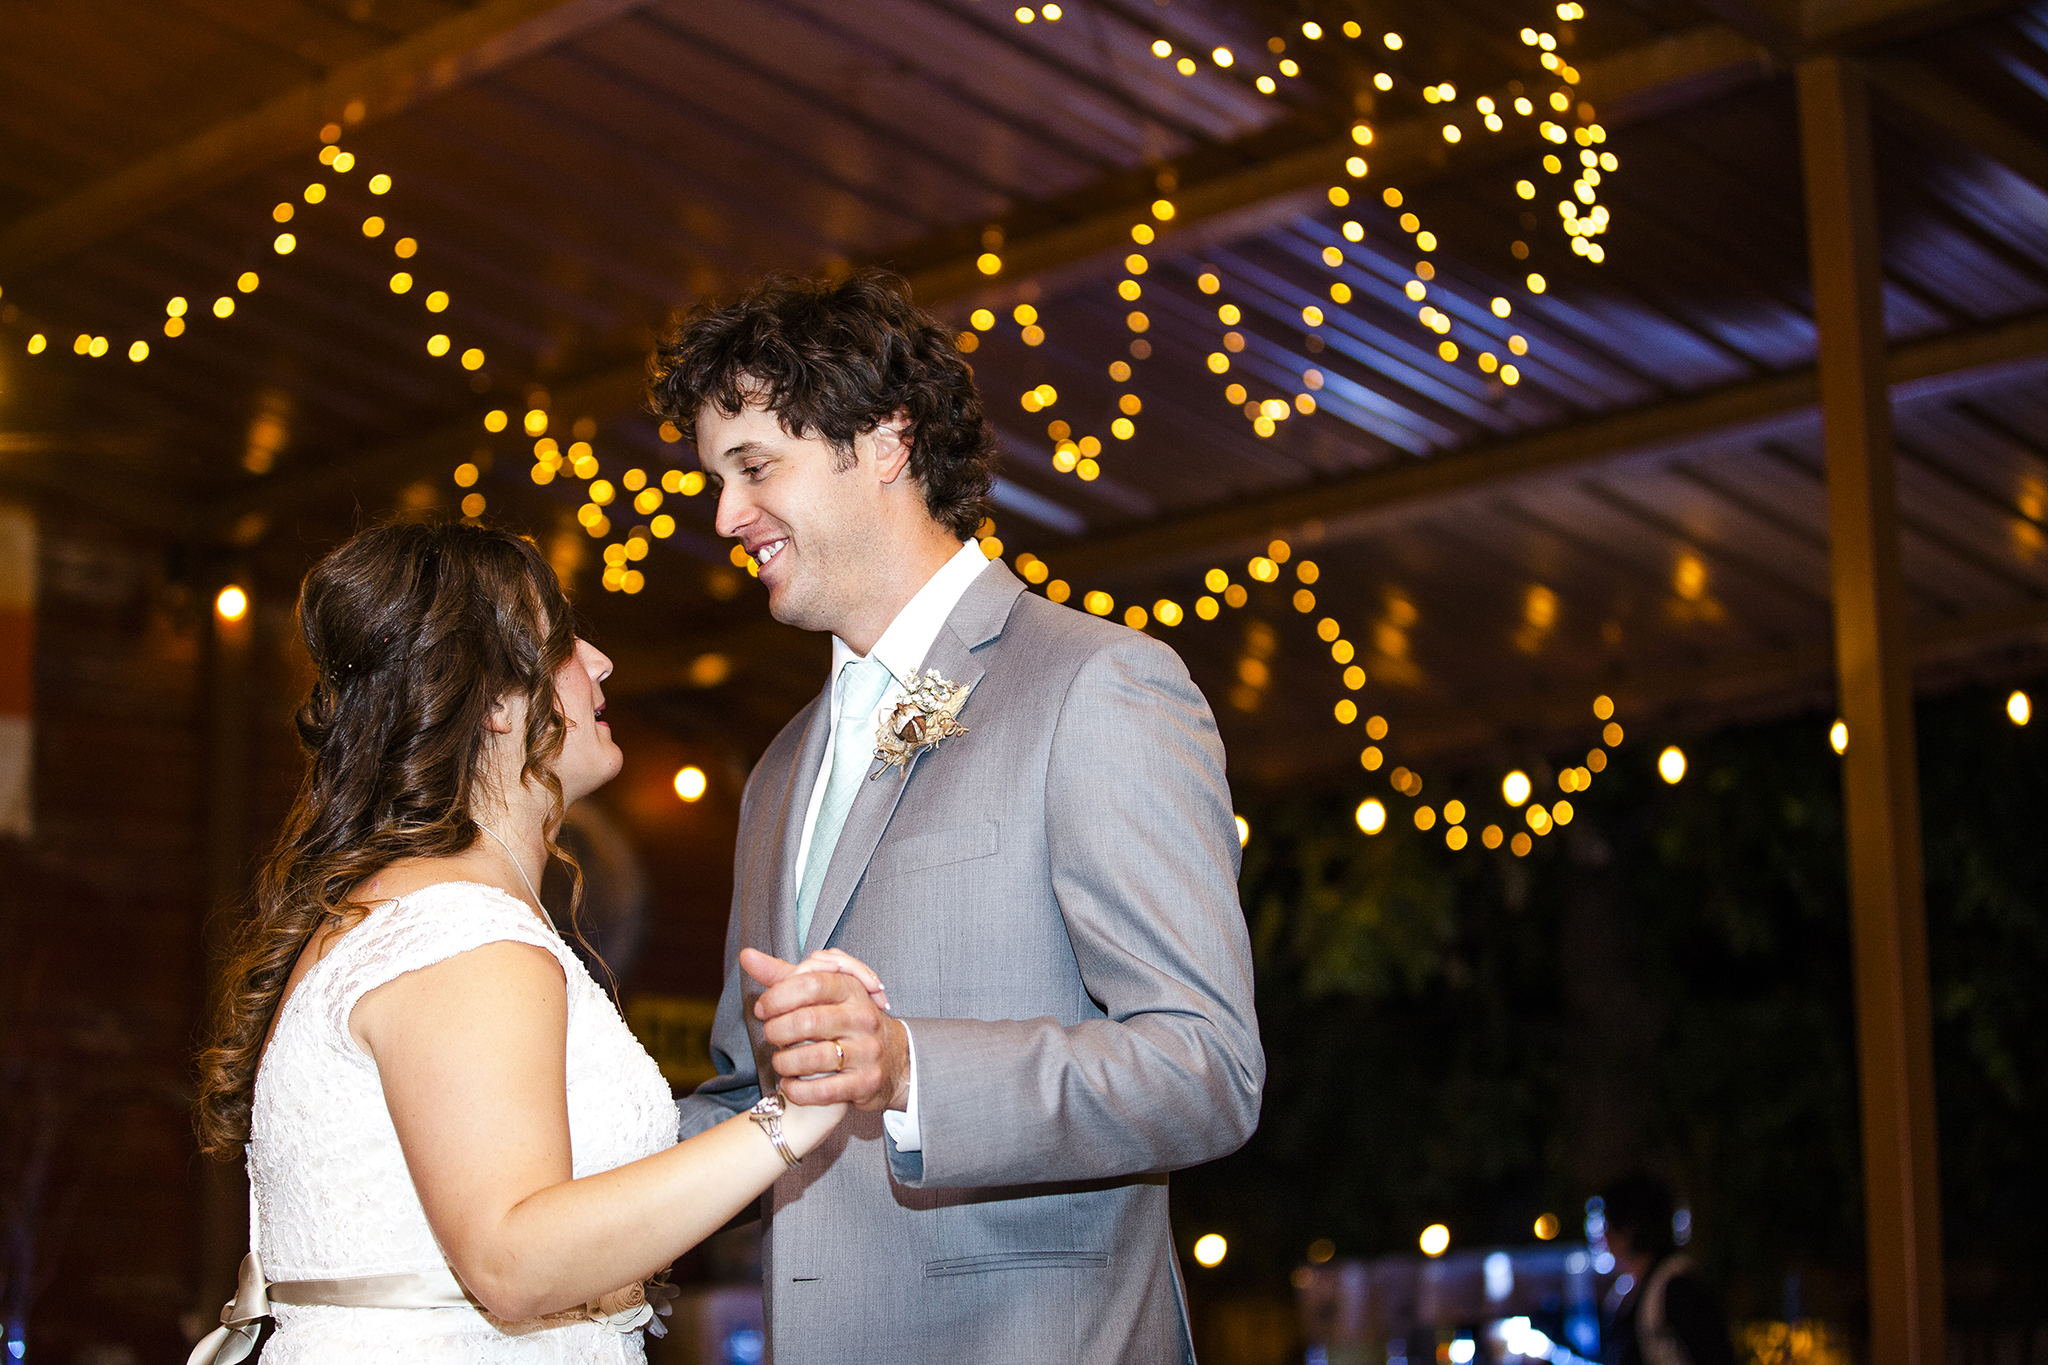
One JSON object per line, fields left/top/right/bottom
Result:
{"left": 248, "top": 882, "right": 676, "bottom": 1363}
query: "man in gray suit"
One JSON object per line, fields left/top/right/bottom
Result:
{"left": 651, "top": 271, "right": 1263, "bottom": 1364}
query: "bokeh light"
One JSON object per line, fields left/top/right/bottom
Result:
{"left": 1355, "top": 798, "right": 1386, "bottom": 835}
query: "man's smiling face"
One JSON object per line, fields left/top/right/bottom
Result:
{"left": 698, "top": 399, "right": 885, "bottom": 639}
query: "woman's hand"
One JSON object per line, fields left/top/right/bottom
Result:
{"left": 775, "top": 1088, "right": 850, "bottom": 1155}
{"left": 739, "top": 946, "right": 888, "bottom": 1118}
{"left": 789, "top": 947, "right": 890, "bottom": 1011}
{"left": 739, "top": 945, "right": 888, "bottom": 1012}
{"left": 733, "top": 947, "right": 855, "bottom": 1155}
{"left": 738, "top": 947, "right": 908, "bottom": 1113}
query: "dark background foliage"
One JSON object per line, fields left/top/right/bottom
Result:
{"left": 1172, "top": 680, "right": 2048, "bottom": 1327}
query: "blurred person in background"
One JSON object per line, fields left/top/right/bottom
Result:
{"left": 1599, "top": 1172, "right": 1734, "bottom": 1365}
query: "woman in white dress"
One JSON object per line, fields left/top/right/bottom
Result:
{"left": 192, "top": 521, "right": 867, "bottom": 1363}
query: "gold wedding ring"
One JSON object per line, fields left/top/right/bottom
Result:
{"left": 830, "top": 1040, "right": 845, "bottom": 1073}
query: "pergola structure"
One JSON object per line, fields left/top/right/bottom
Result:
{"left": 6, "top": 0, "right": 2047, "bottom": 1356}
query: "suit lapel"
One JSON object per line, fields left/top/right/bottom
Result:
{"left": 801, "top": 561, "right": 1027, "bottom": 956}
{"left": 765, "top": 689, "right": 832, "bottom": 965}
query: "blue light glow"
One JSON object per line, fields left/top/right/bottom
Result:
{"left": 1484, "top": 1250, "right": 1514, "bottom": 1301}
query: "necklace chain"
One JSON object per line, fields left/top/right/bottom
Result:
{"left": 473, "top": 820, "right": 558, "bottom": 932}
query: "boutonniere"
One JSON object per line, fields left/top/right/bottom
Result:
{"left": 872, "top": 669, "right": 971, "bottom": 777}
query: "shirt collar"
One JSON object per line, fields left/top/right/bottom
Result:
{"left": 829, "top": 540, "right": 992, "bottom": 691}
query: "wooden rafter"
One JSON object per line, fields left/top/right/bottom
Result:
{"left": 1867, "top": 55, "right": 2048, "bottom": 200}
{"left": 891, "top": 26, "right": 1775, "bottom": 306}
{"left": 1050, "top": 308, "right": 2048, "bottom": 579}
{"left": 211, "top": 23, "right": 1777, "bottom": 537}
{"left": 1290, "top": 593, "right": 2048, "bottom": 771}
{"left": 0, "top": 0, "right": 657, "bottom": 279}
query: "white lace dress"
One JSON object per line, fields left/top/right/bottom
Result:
{"left": 248, "top": 882, "right": 678, "bottom": 1364}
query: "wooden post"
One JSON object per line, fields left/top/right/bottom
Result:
{"left": 1796, "top": 54, "right": 1945, "bottom": 1363}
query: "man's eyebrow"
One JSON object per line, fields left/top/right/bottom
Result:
{"left": 718, "top": 438, "right": 766, "bottom": 462}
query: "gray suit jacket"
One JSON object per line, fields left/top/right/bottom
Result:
{"left": 678, "top": 561, "right": 1264, "bottom": 1365}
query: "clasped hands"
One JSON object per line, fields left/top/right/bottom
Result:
{"left": 739, "top": 947, "right": 911, "bottom": 1113}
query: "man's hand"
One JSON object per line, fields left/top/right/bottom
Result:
{"left": 739, "top": 947, "right": 910, "bottom": 1112}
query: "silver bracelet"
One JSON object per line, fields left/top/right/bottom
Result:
{"left": 748, "top": 1089, "right": 801, "bottom": 1168}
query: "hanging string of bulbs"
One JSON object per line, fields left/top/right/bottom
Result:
{"left": 951, "top": 4, "right": 1630, "bottom": 853}
{"left": 955, "top": 3, "right": 1617, "bottom": 497}
{"left": 1, "top": 9, "right": 1636, "bottom": 833}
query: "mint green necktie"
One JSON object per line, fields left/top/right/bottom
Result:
{"left": 795, "top": 656, "right": 895, "bottom": 949}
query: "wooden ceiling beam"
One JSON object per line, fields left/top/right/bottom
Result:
{"left": 1690, "top": 0, "right": 2010, "bottom": 57}
{"left": 199, "top": 357, "right": 648, "bottom": 541}
{"left": 890, "top": 25, "right": 1775, "bottom": 307}
{"left": 1799, "top": 0, "right": 2017, "bottom": 48}
{"left": 0, "top": 0, "right": 655, "bottom": 280}
{"left": 1866, "top": 56, "right": 2048, "bottom": 201}
{"left": 1688, "top": 0, "right": 1804, "bottom": 57}
{"left": 0, "top": 432, "right": 199, "bottom": 537}
{"left": 1047, "top": 308, "right": 2048, "bottom": 581}
{"left": 210, "top": 23, "right": 1775, "bottom": 538}
{"left": 167, "top": 0, "right": 2000, "bottom": 547}
{"left": 1264, "top": 592, "right": 2048, "bottom": 779}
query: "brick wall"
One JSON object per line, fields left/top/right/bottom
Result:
{"left": 3, "top": 512, "right": 212, "bottom": 1363}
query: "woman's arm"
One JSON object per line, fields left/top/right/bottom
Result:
{"left": 359, "top": 942, "right": 843, "bottom": 1322}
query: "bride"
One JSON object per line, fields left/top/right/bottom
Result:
{"left": 192, "top": 520, "right": 867, "bottom": 1363}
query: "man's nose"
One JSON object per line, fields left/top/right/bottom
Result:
{"left": 713, "top": 483, "right": 751, "bottom": 540}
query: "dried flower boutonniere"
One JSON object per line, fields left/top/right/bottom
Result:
{"left": 872, "top": 670, "right": 971, "bottom": 777}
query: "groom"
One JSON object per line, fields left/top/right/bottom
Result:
{"left": 654, "top": 271, "right": 1263, "bottom": 1364}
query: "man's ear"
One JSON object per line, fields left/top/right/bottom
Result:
{"left": 872, "top": 410, "right": 914, "bottom": 484}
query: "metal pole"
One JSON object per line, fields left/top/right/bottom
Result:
{"left": 1796, "top": 53, "right": 1945, "bottom": 1363}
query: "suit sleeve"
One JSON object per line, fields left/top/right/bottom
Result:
{"left": 675, "top": 782, "right": 766, "bottom": 1141}
{"left": 889, "top": 631, "right": 1265, "bottom": 1188}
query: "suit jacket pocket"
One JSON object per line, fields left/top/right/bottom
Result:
{"left": 924, "top": 1250, "right": 1110, "bottom": 1277}
{"left": 869, "top": 819, "right": 1000, "bottom": 879}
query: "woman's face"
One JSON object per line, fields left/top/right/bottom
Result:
{"left": 552, "top": 637, "right": 622, "bottom": 802}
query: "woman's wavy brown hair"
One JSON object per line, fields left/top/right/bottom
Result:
{"left": 194, "top": 520, "right": 580, "bottom": 1158}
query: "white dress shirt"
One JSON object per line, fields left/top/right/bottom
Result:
{"left": 790, "top": 537, "right": 991, "bottom": 1152}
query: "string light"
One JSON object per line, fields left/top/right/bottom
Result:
{"left": 15, "top": 16, "right": 1618, "bottom": 643}
{"left": 1658, "top": 746, "right": 1687, "bottom": 783}
{"left": 12, "top": 135, "right": 421, "bottom": 371}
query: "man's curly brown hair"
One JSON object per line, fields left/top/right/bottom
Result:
{"left": 647, "top": 270, "right": 997, "bottom": 539}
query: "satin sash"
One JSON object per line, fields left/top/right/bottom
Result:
{"left": 267, "top": 1263, "right": 475, "bottom": 1309}
{"left": 185, "top": 1251, "right": 479, "bottom": 1365}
